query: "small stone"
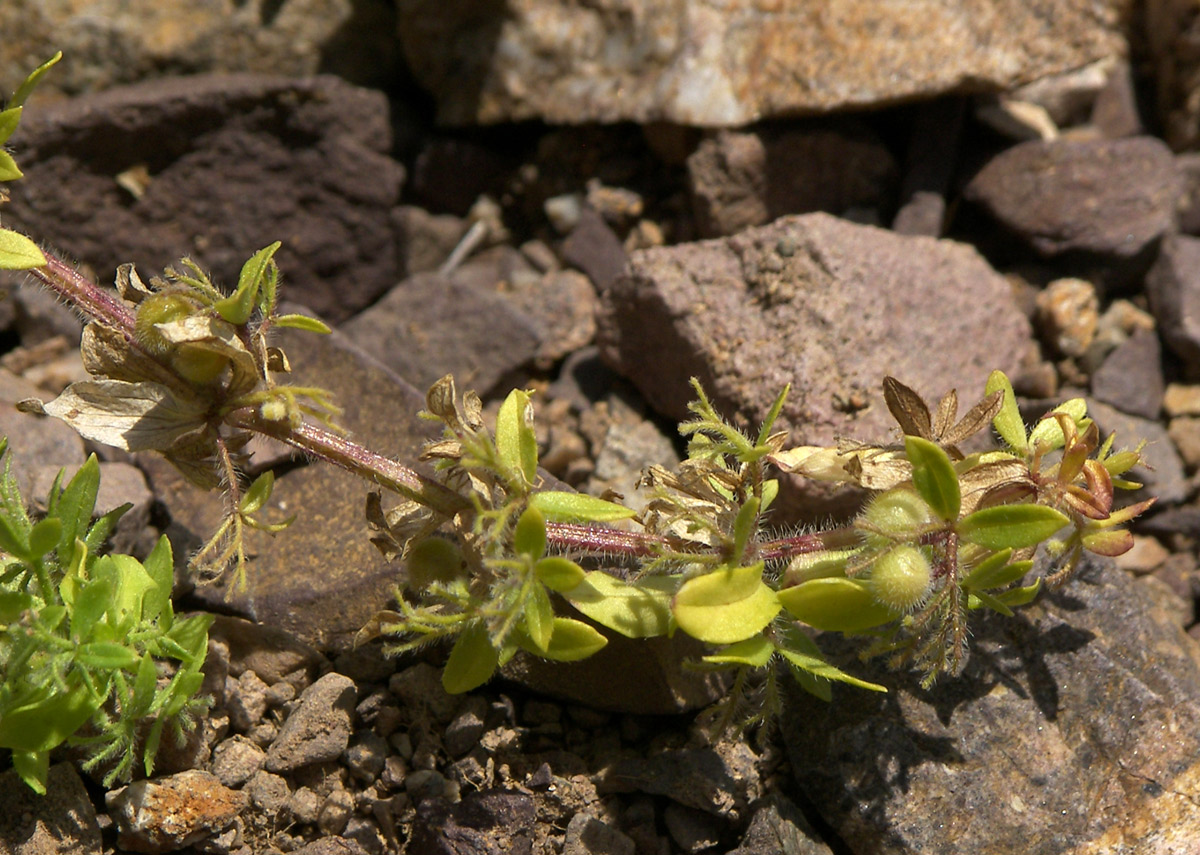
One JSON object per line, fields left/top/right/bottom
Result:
{"left": 724, "top": 794, "right": 832, "bottom": 855}
{"left": 587, "top": 179, "right": 644, "bottom": 227}
{"left": 380, "top": 756, "right": 409, "bottom": 791}
{"left": 563, "top": 813, "right": 636, "bottom": 855}
{"left": 663, "top": 803, "right": 724, "bottom": 853}
{"left": 343, "top": 732, "right": 389, "bottom": 783}
{"left": 107, "top": 770, "right": 247, "bottom": 854}
{"left": 408, "top": 790, "right": 535, "bottom": 854}
{"left": 266, "top": 673, "right": 356, "bottom": 773}
{"left": 290, "top": 838, "right": 370, "bottom": 855}
{"left": 342, "top": 816, "right": 386, "bottom": 855}
{"left": 210, "top": 736, "right": 266, "bottom": 789}
{"left": 389, "top": 664, "right": 460, "bottom": 724}
{"left": 404, "top": 770, "right": 457, "bottom": 805}
{"left": 1165, "top": 384, "right": 1200, "bottom": 417}
{"left": 1168, "top": 417, "right": 1200, "bottom": 470}
{"left": 1114, "top": 536, "right": 1171, "bottom": 575}
{"left": 444, "top": 697, "right": 488, "bottom": 758}
{"left": 562, "top": 207, "right": 628, "bottom": 294}
{"left": 389, "top": 731, "right": 414, "bottom": 761}
{"left": 0, "top": 764, "right": 101, "bottom": 855}
{"left": 1144, "top": 235, "right": 1200, "bottom": 373}
{"left": 286, "top": 787, "right": 324, "bottom": 826}
{"left": 245, "top": 771, "right": 291, "bottom": 816}
{"left": 545, "top": 194, "right": 585, "bottom": 234}
{"left": 1089, "top": 328, "right": 1164, "bottom": 419}
{"left": 1036, "top": 278, "right": 1099, "bottom": 358}
{"left": 975, "top": 96, "right": 1059, "bottom": 141}
{"left": 317, "top": 789, "right": 355, "bottom": 837}
{"left": 226, "top": 670, "right": 270, "bottom": 733}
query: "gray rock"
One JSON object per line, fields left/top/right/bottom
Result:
{"left": 562, "top": 208, "right": 629, "bottom": 294}
{"left": 596, "top": 213, "right": 1030, "bottom": 515}
{"left": 1176, "top": 154, "right": 1200, "bottom": 236}
{"left": 1086, "top": 398, "right": 1187, "bottom": 506}
{"left": 1146, "top": 234, "right": 1200, "bottom": 374}
{"left": 290, "top": 837, "right": 370, "bottom": 855}
{"left": 663, "top": 804, "right": 724, "bottom": 852}
{"left": 245, "top": 770, "right": 291, "bottom": 815}
{"left": 0, "top": 764, "right": 101, "bottom": 855}
{"left": 1090, "top": 328, "right": 1165, "bottom": 419}
{"left": 389, "top": 663, "right": 462, "bottom": 725}
{"left": 782, "top": 552, "right": 1200, "bottom": 855}
{"left": 0, "top": 369, "right": 86, "bottom": 497}
{"left": 343, "top": 732, "right": 390, "bottom": 783}
{"left": 408, "top": 790, "right": 536, "bottom": 855}
{"left": 205, "top": 616, "right": 326, "bottom": 686}
{"left": 597, "top": 749, "right": 747, "bottom": 819}
{"left": 725, "top": 794, "right": 833, "bottom": 855}
{"left": 964, "top": 137, "right": 1180, "bottom": 260}
{"left": 226, "top": 670, "right": 270, "bottom": 733}
{"left": 395, "top": 206, "right": 469, "bottom": 277}
{"left": 210, "top": 735, "right": 266, "bottom": 789}
{"left": 266, "top": 672, "right": 356, "bottom": 773}
{"left": 1148, "top": 2, "right": 1200, "bottom": 149}
{"left": 4, "top": 74, "right": 404, "bottom": 325}
{"left": 688, "top": 124, "right": 896, "bottom": 238}
{"left": 444, "top": 696, "right": 489, "bottom": 758}
{"left": 398, "top": 0, "right": 1128, "bottom": 125}
{"left": 562, "top": 813, "right": 636, "bottom": 855}
{"left": 106, "top": 769, "right": 247, "bottom": 854}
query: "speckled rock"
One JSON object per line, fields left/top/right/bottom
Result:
{"left": 106, "top": 769, "right": 247, "bottom": 854}
{"left": 596, "top": 213, "right": 1031, "bottom": 514}
{"left": 398, "top": 0, "right": 1131, "bottom": 125}
{"left": 265, "top": 672, "right": 356, "bottom": 773}
{"left": 0, "top": 764, "right": 101, "bottom": 855}
{"left": 783, "top": 552, "right": 1200, "bottom": 855}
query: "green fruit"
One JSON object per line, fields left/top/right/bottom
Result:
{"left": 857, "top": 488, "right": 934, "bottom": 548}
{"left": 869, "top": 545, "right": 933, "bottom": 612}
{"left": 133, "top": 293, "right": 194, "bottom": 358}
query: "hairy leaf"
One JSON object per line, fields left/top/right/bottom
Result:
{"left": 672, "top": 563, "right": 780, "bottom": 645}
{"left": 701, "top": 634, "right": 775, "bottom": 668}
{"left": 777, "top": 577, "right": 894, "bottom": 632}
{"left": 0, "top": 229, "right": 46, "bottom": 270}
{"left": 958, "top": 505, "right": 1069, "bottom": 549}
{"left": 528, "top": 491, "right": 635, "bottom": 522}
{"left": 564, "top": 572, "right": 675, "bottom": 638}
{"left": 905, "top": 436, "right": 960, "bottom": 521}
{"left": 442, "top": 623, "right": 499, "bottom": 693}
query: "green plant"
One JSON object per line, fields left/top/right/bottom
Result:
{"left": 0, "top": 56, "right": 1155, "bottom": 786}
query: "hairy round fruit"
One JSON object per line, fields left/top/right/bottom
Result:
{"left": 868, "top": 544, "right": 933, "bottom": 612}
{"left": 858, "top": 488, "right": 935, "bottom": 548}
{"left": 133, "top": 293, "right": 195, "bottom": 357}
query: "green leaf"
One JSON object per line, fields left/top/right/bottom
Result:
{"left": 778, "top": 646, "right": 888, "bottom": 694}
{"left": 904, "top": 436, "right": 960, "bottom": 521}
{"left": 442, "top": 623, "right": 499, "bottom": 693}
{"left": 56, "top": 455, "right": 100, "bottom": 566}
{"left": 406, "top": 537, "right": 465, "bottom": 588}
{"left": 0, "top": 229, "right": 46, "bottom": 269}
{"left": 130, "top": 653, "right": 160, "bottom": 718}
{"left": 1028, "top": 399, "right": 1088, "bottom": 450}
{"left": 760, "top": 478, "right": 779, "bottom": 511}
{"left": 164, "top": 612, "right": 214, "bottom": 664}
{"left": 105, "top": 554, "right": 158, "bottom": 624}
{"left": 986, "top": 370, "right": 1026, "bottom": 452}
{"left": 996, "top": 578, "right": 1041, "bottom": 607}
{"left": 215, "top": 242, "right": 280, "bottom": 324}
{"left": 11, "top": 750, "right": 49, "bottom": 795}
{"left": 777, "top": 577, "right": 895, "bottom": 632}
{"left": 239, "top": 471, "right": 275, "bottom": 514}
{"left": 140, "top": 536, "right": 175, "bottom": 624}
{"left": 967, "top": 588, "right": 1014, "bottom": 615}
{"left": 11, "top": 52, "right": 62, "bottom": 109}
{"left": 0, "top": 590, "right": 33, "bottom": 624}
{"left": 564, "top": 571, "right": 676, "bottom": 638}
{"left": 534, "top": 556, "right": 585, "bottom": 592}
{"left": 963, "top": 550, "right": 1033, "bottom": 591}
{"left": 0, "top": 106, "right": 21, "bottom": 146}
{"left": 0, "top": 150, "right": 21, "bottom": 181}
{"left": 701, "top": 634, "right": 775, "bottom": 668}
{"left": 528, "top": 491, "right": 635, "bottom": 522}
{"left": 274, "top": 313, "right": 332, "bottom": 333}
{"left": 0, "top": 512, "right": 31, "bottom": 560}
{"left": 70, "top": 577, "right": 113, "bottom": 639}
{"left": 672, "top": 563, "right": 780, "bottom": 645}
{"left": 495, "top": 389, "right": 538, "bottom": 488}
{"left": 958, "top": 505, "right": 1069, "bottom": 550}
{"left": 512, "top": 506, "right": 547, "bottom": 560}
{"left": 755, "top": 383, "right": 790, "bottom": 447}
{"left": 27, "top": 517, "right": 62, "bottom": 561}
{"left": 730, "top": 497, "right": 760, "bottom": 563}
{"left": 524, "top": 582, "right": 554, "bottom": 653}
{"left": 517, "top": 617, "right": 608, "bottom": 661}
{"left": 0, "top": 682, "right": 102, "bottom": 753}
{"left": 76, "top": 641, "right": 140, "bottom": 669}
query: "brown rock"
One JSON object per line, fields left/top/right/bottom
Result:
{"left": 1089, "top": 328, "right": 1164, "bottom": 419}
{"left": 687, "top": 124, "right": 896, "bottom": 238}
{"left": 596, "top": 213, "right": 1031, "bottom": 514}
{"left": 107, "top": 769, "right": 247, "bottom": 854}
{"left": 398, "top": 0, "right": 1131, "bottom": 125}
{"left": 1035, "top": 278, "right": 1099, "bottom": 357}
{"left": 4, "top": 74, "right": 405, "bottom": 325}
{"left": 782, "top": 553, "right": 1200, "bottom": 855}
{"left": 0, "top": 368, "right": 86, "bottom": 497}
{"left": 0, "top": 764, "right": 101, "bottom": 855}
{"left": 1146, "top": 234, "right": 1200, "bottom": 375}
{"left": 964, "top": 136, "right": 1180, "bottom": 260}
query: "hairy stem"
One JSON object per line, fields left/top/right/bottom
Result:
{"left": 29, "top": 253, "right": 136, "bottom": 333}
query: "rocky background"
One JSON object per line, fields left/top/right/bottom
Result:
{"left": 3, "top": 2, "right": 1200, "bottom": 854}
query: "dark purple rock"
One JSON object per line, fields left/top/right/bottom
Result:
{"left": 1146, "top": 234, "right": 1200, "bottom": 374}
{"left": 963, "top": 136, "right": 1180, "bottom": 259}
{"left": 409, "top": 790, "right": 536, "bottom": 855}
{"left": 596, "top": 213, "right": 1031, "bottom": 514}
{"left": 4, "top": 74, "right": 405, "bottom": 324}
{"left": 782, "top": 552, "right": 1200, "bottom": 855}
{"left": 561, "top": 208, "right": 628, "bottom": 294}
{"left": 687, "top": 123, "right": 897, "bottom": 238}
{"left": 1090, "top": 328, "right": 1164, "bottom": 419}
{"left": 1091, "top": 61, "right": 1143, "bottom": 138}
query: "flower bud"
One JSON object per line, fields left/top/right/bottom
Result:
{"left": 868, "top": 544, "right": 933, "bottom": 612}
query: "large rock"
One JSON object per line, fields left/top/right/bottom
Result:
{"left": 782, "top": 553, "right": 1200, "bottom": 855}
{"left": 596, "top": 213, "right": 1031, "bottom": 513}
{"left": 4, "top": 74, "right": 405, "bottom": 324}
{"left": 398, "top": 0, "right": 1131, "bottom": 126}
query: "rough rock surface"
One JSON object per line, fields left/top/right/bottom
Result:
{"left": 964, "top": 137, "right": 1180, "bottom": 261}
{"left": 596, "top": 213, "right": 1030, "bottom": 510}
{"left": 782, "top": 553, "right": 1200, "bottom": 855}
{"left": 1146, "top": 234, "right": 1200, "bottom": 375}
{"left": 265, "top": 673, "right": 356, "bottom": 773}
{"left": 0, "top": 764, "right": 101, "bottom": 855}
{"left": 4, "top": 74, "right": 405, "bottom": 324}
{"left": 398, "top": 0, "right": 1132, "bottom": 125}
{"left": 107, "top": 769, "right": 247, "bottom": 854}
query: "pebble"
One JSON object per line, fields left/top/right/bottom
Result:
{"left": 343, "top": 733, "right": 389, "bottom": 783}
{"left": 1168, "top": 417, "right": 1200, "bottom": 470}
{"left": 1114, "top": 535, "right": 1171, "bottom": 574}
{"left": 265, "top": 673, "right": 357, "bottom": 773}
{"left": 245, "top": 771, "right": 291, "bottom": 815}
{"left": 1036, "top": 278, "right": 1099, "bottom": 357}
{"left": 210, "top": 736, "right": 267, "bottom": 788}
{"left": 286, "top": 787, "right": 324, "bottom": 826}
{"left": 404, "top": 769, "right": 457, "bottom": 805}
{"left": 226, "top": 670, "right": 270, "bottom": 733}
{"left": 444, "top": 696, "right": 489, "bottom": 758}
{"left": 562, "top": 813, "right": 637, "bottom": 855}
{"left": 317, "top": 788, "right": 355, "bottom": 836}
{"left": 106, "top": 770, "right": 247, "bottom": 854}
{"left": 1165, "top": 384, "right": 1200, "bottom": 417}
{"left": 389, "top": 664, "right": 460, "bottom": 724}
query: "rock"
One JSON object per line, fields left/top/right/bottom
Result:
{"left": 1009, "top": 58, "right": 1116, "bottom": 128}
{"left": 0, "top": 369, "right": 86, "bottom": 497}
{"left": 1035, "top": 278, "right": 1100, "bottom": 358}
{"left": 389, "top": 663, "right": 462, "bottom": 725}
{"left": 725, "top": 794, "right": 834, "bottom": 855}
{"left": 782, "top": 552, "right": 1200, "bottom": 855}
{"left": 1164, "top": 383, "right": 1200, "bottom": 417}
{"left": 444, "top": 697, "right": 489, "bottom": 758}
{"left": 597, "top": 748, "right": 749, "bottom": 819}
{"left": 245, "top": 770, "right": 291, "bottom": 815}
{"left": 1146, "top": 0, "right": 1200, "bottom": 148}
{"left": 1086, "top": 398, "right": 1188, "bottom": 506}
{"left": 562, "top": 208, "right": 629, "bottom": 294}
{"left": 291, "top": 837, "right": 371, "bottom": 855}
{"left": 265, "top": 672, "right": 356, "bottom": 773}
{"left": 562, "top": 813, "right": 636, "bottom": 855}
{"left": 1115, "top": 535, "right": 1171, "bottom": 575}
{"left": 975, "top": 96, "right": 1060, "bottom": 141}
{"left": 1091, "top": 59, "right": 1143, "bottom": 138}
{"left": 408, "top": 790, "right": 536, "bottom": 855}
{"left": 892, "top": 99, "right": 966, "bottom": 237}
{"left": 106, "top": 769, "right": 247, "bottom": 854}
{"left": 963, "top": 136, "right": 1180, "bottom": 261}
{"left": 500, "top": 268, "right": 600, "bottom": 368}
{"left": 0, "top": 764, "right": 101, "bottom": 855}
{"left": 225, "top": 670, "right": 271, "bottom": 733}
{"left": 343, "top": 732, "right": 390, "bottom": 783}
{"left": 206, "top": 616, "right": 326, "bottom": 685}
{"left": 663, "top": 804, "right": 724, "bottom": 852}
{"left": 0, "top": 1, "right": 396, "bottom": 97}
{"left": 1090, "top": 328, "right": 1164, "bottom": 419}
{"left": 596, "top": 213, "right": 1031, "bottom": 515}
{"left": 4, "top": 74, "right": 404, "bottom": 325}
{"left": 686, "top": 124, "right": 896, "bottom": 238}
{"left": 340, "top": 271, "right": 541, "bottom": 398}
{"left": 209, "top": 736, "right": 266, "bottom": 789}
{"left": 398, "top": 0, "right": 1129, "bottom": 125}
{"left": 1167, "top": 417, "right": 1200, "bottom": 471}
{"left": 395, "top": 206, "right": 469, "bottom": 277}
{"left": 1146, "top": 234, "right": 1200, "bottom": 376}
{"left": 1177, "top": 154, "right": 1200, "bottom": 236}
